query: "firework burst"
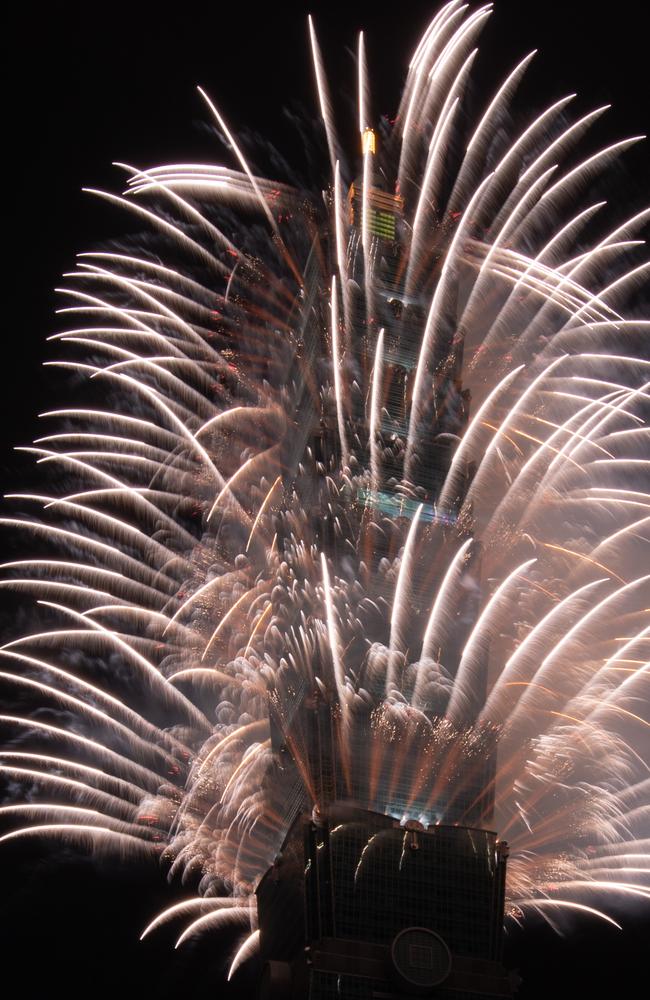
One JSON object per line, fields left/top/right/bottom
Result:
{"left": 2, "top": 0, "right": 650, "bottom": 983}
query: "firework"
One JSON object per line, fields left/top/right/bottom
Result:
{"left": 2, "top": 0, "right": 650, "bottom": 985}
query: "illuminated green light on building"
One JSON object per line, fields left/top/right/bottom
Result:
{"left": 370, "top": 209, "right": 396, "bottom": 239}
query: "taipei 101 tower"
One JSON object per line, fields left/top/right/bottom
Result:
{"left": 254, "top": 131, "right": 513, "bottom": 1000}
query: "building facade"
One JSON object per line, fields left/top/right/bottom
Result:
{"left": 257, "top": 805, "right": 512, "bottom": 999}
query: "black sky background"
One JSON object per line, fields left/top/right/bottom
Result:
{"left": 2, "top": 2, "right": 650, "bottom": 997}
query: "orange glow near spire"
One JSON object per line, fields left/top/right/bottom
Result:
{"left": 362, "top": 127, "right": 376, "bottom": 155}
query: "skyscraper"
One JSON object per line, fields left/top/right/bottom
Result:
{"left": 254, "top": 133, "right": 510, "bottom": 998}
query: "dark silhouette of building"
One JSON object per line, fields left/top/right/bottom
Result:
{"left": 261, "top": 690, "right": 509, "bottom": 999}
{"left": 257, "top": 803, "right": 512, "bottom": 999}
{"left": 255, "top": 139, "right": 510, "bottom": 998}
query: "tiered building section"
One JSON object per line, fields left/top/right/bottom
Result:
{"left": 257, "top": 806, "right": 512, "bottom": 999}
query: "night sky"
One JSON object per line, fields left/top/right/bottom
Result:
{"left": 2, "top": 2, "right": 650, "bottom": 997}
